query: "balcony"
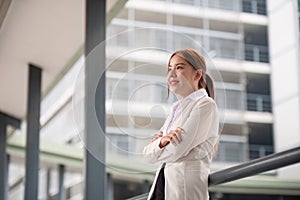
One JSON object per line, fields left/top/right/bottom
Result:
{"left": 108, "top": 26, "right": 269, "bottom": 64}
{"left": 106, "top": 74, "right": 272, "bottom": 114}
{"left": 242, "top": 0, "right": 267, "bottom": 15}
{"left": 213, "top": 142, "right": 274, "bottom": 163}
{"left": 247, "top": 93, "right": 272, "bottom": 112}
{"left": 173, "top": 0, "right": 240, "bottom": 12}
{"left": 245, "top": 44, "right": 269, "bottom": 63}
{"left": 249, "top": 144, "right": 274, "bottom": 160}
{"left": 210, "top": 37, "right": 242, "bottom": 60}
{"left": 214, "top": 141, "right": 247, "bottom": 162}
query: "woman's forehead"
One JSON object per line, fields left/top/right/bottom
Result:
{"left": 169, "top": 54, "right": 188, "bottom": 66}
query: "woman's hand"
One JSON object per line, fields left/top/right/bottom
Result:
{"left": 151, "top": 131, "right": 163, "bottom": 142}
{"left": 159, "top": 127, "right": 184, "bottom": 148}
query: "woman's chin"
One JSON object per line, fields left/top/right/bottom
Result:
{"left": 170, "top": 88, "right": 182, "bottom": 96}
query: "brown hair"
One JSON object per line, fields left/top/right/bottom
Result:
{"left": 168, "top": 48, "right": 215, "bottom": 100}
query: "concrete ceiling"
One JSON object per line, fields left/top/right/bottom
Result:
{"left": 0, "top": 0, "right": 124, "bottom": 120}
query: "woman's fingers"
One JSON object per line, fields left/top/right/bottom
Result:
{"left": 151, "top": 131, "right": 163, "bottom": 142}
{"left": 169, "top": 127, "right": 184, "bottom": 145}
{"left": 158, "top": 128, "right": 184, "bottom": 147}
{"left": 169, "top": 134, "right": 179, "bottom": 145}
{"left": 159, "top": 135, "right": 170, "bottom": 148}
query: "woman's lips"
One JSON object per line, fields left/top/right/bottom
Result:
{"left": 169, "top": 80, "right": 179, "bottom": 86}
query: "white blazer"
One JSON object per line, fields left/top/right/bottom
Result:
{"left": 143, "top": 91, "right": 219, "bottom": 200}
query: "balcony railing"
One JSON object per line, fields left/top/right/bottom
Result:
{"left": 242, "top": 0, "right": 267, "bottom": 15}
{"left": 108, "top": 24, "right": 269, "bottom": 63}
{"left": 173, "top": 0, "right": 241, "bottom": 11}
{"left": 249, "top": 144, "right": 274, "bottom": 160}
{"left": 155, "top": 0, "right": 266, "bottom": 15}
{"left": 245, "top": 44, "right": 269, "bottom": 63}
{"left": 107, "top": 77, "right": 272, "bottom": 113}
{"left": 213, "top": 142, "right": 274, "bottom": 163}
{"left": 210, "top": 38, "right": 242, "bottom": 60}
{"left": 247, "top": 93, "right": 272, "bottom": 112}
{"left": 213, "top": 141, "right": 247, "bottom": 162}
{"left": 216, "top": 89, "right": 244, "bottom": 111}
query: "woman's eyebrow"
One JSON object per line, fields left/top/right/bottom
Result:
{"left": 169, "top": 62, "right": 186, "bottom": 67}
{"left": 175, "top": 62, "right": 186, "bottom": 66}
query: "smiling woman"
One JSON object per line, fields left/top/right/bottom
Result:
{"left": 143, "top": 49, "right": 220, "bottom": 200}
{"left": 168, "top": 54, "right": 200, "bottom": 98}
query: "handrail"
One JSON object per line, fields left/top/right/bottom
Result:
{"left": 209, "top": 146, "right": 300, "bottom": 186}
{"left": 127, "top": 146, "right": 300, "bottom": 200}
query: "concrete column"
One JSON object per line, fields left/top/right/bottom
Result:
{"left": 58, "top": 165, "right": 66, "bottom": 200}
{"left": 0, "top": 114, "right": 7, "bottom": 200}
{"left": 24, "top": 64, "right": 42, "bottom": 199}
{"left": 267, "top": 0, "right": 300, "bottom": 178}
{"left": 84, "top": 0, "right": 106, "bottom": 199}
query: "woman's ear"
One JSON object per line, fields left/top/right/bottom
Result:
{"left": 195, "top": 69, "right": 202, "bottom": 80}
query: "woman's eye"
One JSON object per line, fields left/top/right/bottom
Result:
{"left": 177, "top": 66, "right": 183, "bottom": 70}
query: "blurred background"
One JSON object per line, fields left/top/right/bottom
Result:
{"left": 0, "top": 0, "right": 299, "bottom": 199}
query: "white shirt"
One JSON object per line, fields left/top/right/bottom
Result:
{"left": 165, "top": 88, "right": 208, "bottom": 135}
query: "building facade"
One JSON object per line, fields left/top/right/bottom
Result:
{"left": 6, "top": 0, "right": 300, "bottom": 199}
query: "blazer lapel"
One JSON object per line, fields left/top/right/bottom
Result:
{"left": 171, "top": 99, "right": 199, "bottom": 129}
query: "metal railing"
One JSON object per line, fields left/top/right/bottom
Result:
{"left": 248, "top": 144, "right": 274, "bottom": 159}
{"left": 108, "top": 24, "right": 269, "bottom": 63}
{"left": 155, "top": 0, "right": 267, "bottom": 15}
{"left": 247, "top": 93, "right": 272, "bottom": 112}
{"left": 209, "top": 146, "right": 300, "bottom": 186}
{"left": 126, "top": 146, "right": 300, "bottom": 200}
{"left": 242, "top": 0, "right": 267, "bottom": 15}
{"left": 172, "top": 0, "right": 240, "bottom": 11}
{"left": 245, "top": 44, "right": 269, "bottom": 63}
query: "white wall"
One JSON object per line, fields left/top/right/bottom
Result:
{"left": 268, "top": 0, "right": 300, "bottom": 179}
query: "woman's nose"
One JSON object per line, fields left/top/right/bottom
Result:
{"left": 168, "top": 68, "right": 176, "bottom": 78}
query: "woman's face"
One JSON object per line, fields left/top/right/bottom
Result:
{"left": 168, "top": 54, "right": 201, "bottom": 98}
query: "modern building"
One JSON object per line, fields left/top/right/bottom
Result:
{"left": 0, "top": 0, "right": 300, "bottom": 199}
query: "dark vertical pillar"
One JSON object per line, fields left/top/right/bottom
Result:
{"left": 0, "top": 114, "right": 7, "bottom": 200}
{"left": 84, "top": 0, "right": 106, "bottom": 199}
{"left": 46, "top": 169, "right": 51, "bottom": 200}
{"left": 6, "top": 154, "right": 10, "bottom": 200}
{"left": 24, "top": 64, "right": 42, "bottom": 200}
{"left": 107, "top": 173, "right": 114, "bottom": 200}
{"left": 58, "top": 165, "right": 66, "bottom": 200}
{"left": 0, "top": 112, "right": 20, "bottom": 200}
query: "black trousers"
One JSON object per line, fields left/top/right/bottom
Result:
{"left": 150, "top": 163, "right": 165, "bottom": 200}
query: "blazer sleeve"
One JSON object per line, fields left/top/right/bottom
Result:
{"left": 142, "top": 113, "right": 171, "bottom": 164}
{"left": 143, "top": 98, "right": 219, "bottom": 164}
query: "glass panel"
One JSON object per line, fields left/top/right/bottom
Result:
{"left": 242, "top": 0, "right": 267, "bottom": 15}
{"left": 214, "top": 141, "right": 246, "bottom": 162}
{"left": 244, "top": 44, "right": 269, "bottom": 63}
{"left": 216, "top": 89, "right": 244, "bottom": 110}
{"left": 210, "top": 38, "right": 242, "bottom": 60}
{"left": 247, "top": 93, "right": 272, "bottom": 112}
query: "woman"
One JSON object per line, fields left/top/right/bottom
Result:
{"left": 143, "top": 48, "right": 219, "bottom": 200}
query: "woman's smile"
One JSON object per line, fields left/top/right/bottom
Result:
{"left": 169, "top": 79, "right": 179, "bottom": 86}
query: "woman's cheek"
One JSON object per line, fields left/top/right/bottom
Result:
{"left": 178, "top": 75, "right": 188, "bottom": 85}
